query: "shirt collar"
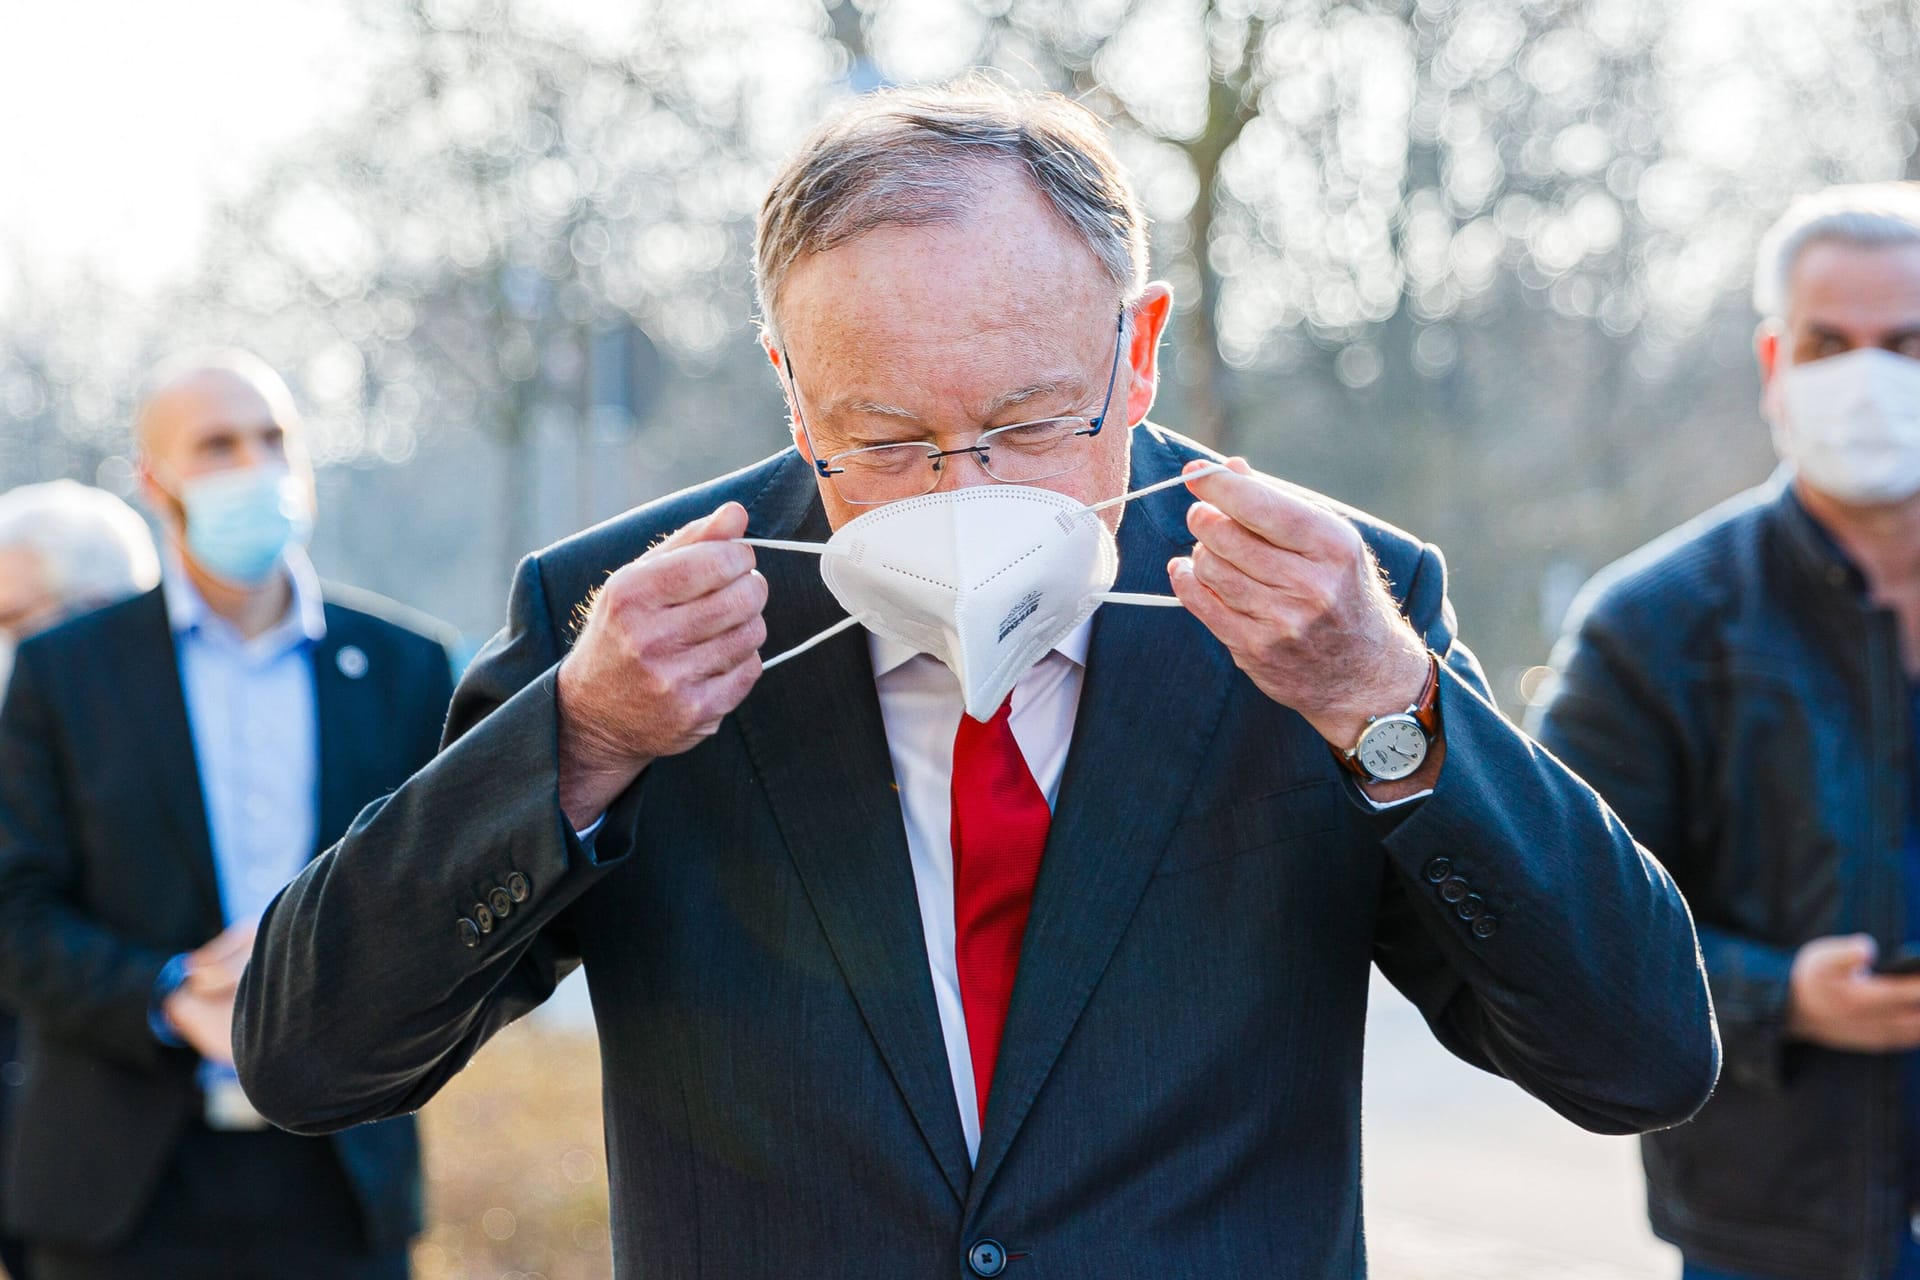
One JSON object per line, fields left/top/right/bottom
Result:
{"left": 1771, "top": 467, "right": 1873, "bottom": 601}
{"left": 162, "top": 543, "right": 327, "bottom": 648}
{"left": 868, "top": 615, "right": 1095, "bottom": 680}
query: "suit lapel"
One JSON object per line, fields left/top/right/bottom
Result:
{"left": 730, "top": 457, "right": 974, "bottom": 1205}
{"left": 119, "top": 588, "right": 224, "bottom": 921}
{"left": 966, "top": 443, "right": 1236, "bottom": 1205}
{"left": 312, "top": 610, "right": 365, "bottom": 860}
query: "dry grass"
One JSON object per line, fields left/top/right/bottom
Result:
{"left": 412, "top": 1021, "right": 611, "bottom": 1280}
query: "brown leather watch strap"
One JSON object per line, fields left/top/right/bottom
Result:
{"left": 1410, "top": 651, "right": 1441, "bottom": 736}
{"left": 1334, "top": 652, "right": 1441, "bottom": 779}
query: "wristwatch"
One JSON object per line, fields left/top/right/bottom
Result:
{"left": 1337, "top": 653, "right": 1441, "bottom": 783}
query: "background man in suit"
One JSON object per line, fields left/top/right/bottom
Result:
{"left": 0, "top": 354, "right": 455, "bottom": 1279}
{"left": 237, "top": 82, "right": 1717, "bottom": 1278}
{"left": 0, "top": 480, "right": 161, "bottom": 1280}
{"left": 1537, "top": 183, "right": 1920, "bottom": 1280}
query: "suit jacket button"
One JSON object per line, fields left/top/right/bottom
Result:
{"left": 506, "top": 871, "right": 531, "bottom": 903}
{"left": 457, "top": 918, "right": 481, "bottom": 949}
{"left": 473, "top": 904, "right": 495, "bottom": 933}
{"left": 1472, "top": 915, "right": 1500, "bottom": 939}
{"left": 1455, "top": 893, "right": 1485, "bottom": 921}
{"left": 967, "top": 1239, "right": 1007, "bottom": 1277}
{"left": 488, "top": 887, "right": 514, "bottom": 918}
{"left": 1422, "top": 857, "right": 1453, "bottom": 884}
{"left": 1439, "top": 876, "right": 1470, "bottom": 904}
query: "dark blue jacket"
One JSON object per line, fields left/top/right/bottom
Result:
{"left": 1538, "top": 475, "right": 1910, "bottom": 1279}
{"left": 238, "top": 425, "right": 1717, "bottom": 1278}
{"left": 0, "top": 583, "right": 452, "bottom": 1251}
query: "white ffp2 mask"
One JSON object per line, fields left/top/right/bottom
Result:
{"left": 1772, "top": 347, "right": 1920, "bottom": 505}
{"left": 743, "top": 465, "right": 1225, "bottom": 721}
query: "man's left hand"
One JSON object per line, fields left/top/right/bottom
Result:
{"left": 1170, "top": 458, "right": 1432, "bottom": 757}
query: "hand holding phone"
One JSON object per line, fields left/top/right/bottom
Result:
{"left": 1874, "top": 945, "right": 1920, "bottom": 976}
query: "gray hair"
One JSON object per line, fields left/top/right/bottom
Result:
{"left": 0, "top": 480, "right": 160, "bottom": 612}
{"left": 1753, "top": 181, "right": 1920, "bottom": 318}
{"left": 755, "top": 77, "right": 1149, "bottom": 342}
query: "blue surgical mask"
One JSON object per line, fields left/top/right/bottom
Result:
{"left": 176, "top": 466, "right": 314, "bottom": 585}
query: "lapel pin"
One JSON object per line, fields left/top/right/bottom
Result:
{"left": 336, "top": 645, "right": 369, "bottom": 679}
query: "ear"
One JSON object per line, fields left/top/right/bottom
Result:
{"left": 1755, "top": 321, "right": 1784, "bottom": 422}
{"left": 1755, "top": 321, "right": 1781, "bottom": 385}
{"left": 760, "top": 332, "right": 811, "bottom": 456}
{"left": 134, "top": 456, "right": 185, "bottom": 536}
{"left": 1121, "top": 283, "right": 1174, "bottom": 428}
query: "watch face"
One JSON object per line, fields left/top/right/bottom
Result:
{"left": 1357, "top": 715, "right": 1427, "bottom": 781}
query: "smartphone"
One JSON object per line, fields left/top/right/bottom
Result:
{"left": 1875, "top": 946, "right": 1920, "bottom": 976}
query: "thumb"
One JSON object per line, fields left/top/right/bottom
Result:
{"left": 1816, "top": 933, "right": 1879, "bottom": 975}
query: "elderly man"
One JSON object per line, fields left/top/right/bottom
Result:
{"left": 0, "top": 480, "right": 159, "bottom": 1280}
{"left": 0, "top": 481, "right": 159, "bottom": 685}
{"left": 0, "top": 354, "right": 454, "bottom": 1280}
{"left": 1537, "top": 182, "right": 1920, "bottom": 1280}
{"left": 238, "top": 83, "right": 1716, "bottom": 1278}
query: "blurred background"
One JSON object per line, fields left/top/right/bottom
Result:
{"left": 7, "top": 0, "right": 1920, "bottom": 1275}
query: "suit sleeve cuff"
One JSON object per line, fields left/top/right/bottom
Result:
{"left": 148, "top": 952, "right": 191, "bottom": 1046}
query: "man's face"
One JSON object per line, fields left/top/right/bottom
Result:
{"left": 0, "top": 545, "right": 59, "bottom": 643}
{"left": 1759, "top": 240, "right": 1920, "bottom": 392}
{"left": 767, "top": 173, "right": 1169, "bottom": 533}
{"left": 136, "top": 370, "right": 313, "bottom": 535}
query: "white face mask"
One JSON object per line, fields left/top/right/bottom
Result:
{"left": 1771, "top": 347, "right": 1920, "bottom": 505}
{"left": 743, "top": 465, "right": 1225, "bottom": 721}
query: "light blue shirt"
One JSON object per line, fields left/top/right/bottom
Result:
{"left": 162, "top": 548, "right": 325, "bottom": 928}
{"left": 151, "top": 551, "right": 325, "bottom": 1092}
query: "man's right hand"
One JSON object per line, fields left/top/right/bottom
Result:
{"left": 162, "top": 985, "right": 236, "bottom": 1066}
{"left": 556, "top": 502, "right": 768, "bottom": 828}
{"left": 183, "top": 921, "right": 257, "bottom": 998}
{"left": 1786, "top": 934, "right": 1920, "bottom": 1051}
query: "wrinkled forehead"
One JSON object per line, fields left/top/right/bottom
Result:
{"left": 775, "top": 179, "right": 1119, "bottom": 369}
{"left": 1786, "top": 239, "right": 1920, "bottom": 330}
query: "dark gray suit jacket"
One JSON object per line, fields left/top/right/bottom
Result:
{"left": 0, "top": 583, "right": 452, "bottom": 1251}
{"left": 237, "top": 424, "right": 1718, "bottom": 1278}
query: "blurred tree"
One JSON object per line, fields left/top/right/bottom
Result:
{"left": 917, "top": 0, "right": 1920, "bottom": 694}
{"left": 13, "top": 0, "right": 1920, "bottom": 687}
{"left": 0, "top": 257, "right": 147, "bottom": 498}
{"left": 172, "top": 0, "right": 827, "bottom": 589}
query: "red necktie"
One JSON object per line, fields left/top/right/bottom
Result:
{"left": 951, "top": 696, "right": 1052, "bottom": 1127}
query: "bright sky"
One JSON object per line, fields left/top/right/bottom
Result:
{"left": 0, "top": 0, "right": 371, "bottom": 302}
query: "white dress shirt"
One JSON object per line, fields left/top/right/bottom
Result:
{"left": 869, "top": 620, "right": 1093, "bottom": 1165}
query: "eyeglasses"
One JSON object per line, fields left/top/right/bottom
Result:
{"left": 781, "top": 311, "right": 1128, "bottom": 506}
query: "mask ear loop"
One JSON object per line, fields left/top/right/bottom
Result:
{"left": 1080, "top": 460, "right": 1230, "bottom": 516}
{"left": 735, "top": 537, "right": 846, "bottom": 556}
{"left": 737, "top": 460, "right": 1234, "bottom": 660}
{"left": 733, "top": 538, "right": 859, "bottom": 669}
{"left": 1083, "top": 461, "right": 1231, "bottom": 607}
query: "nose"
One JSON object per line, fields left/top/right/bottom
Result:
{"left": 235, "top": 429, "right": 288, "bottom": 472}
{"left": 929, "top": 445, "right": 997, "bottom": 494}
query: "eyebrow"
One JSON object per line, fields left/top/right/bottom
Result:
{"left": 1804, "top": 321, "right": 1920, "bottom": 343}
{"left": 826, "top": 377, "right": 1089, "bottom": 426}
{"left": 982, "top": 379, "right": 1085, "bottom": 417}
{"left": 837, "top": 398, "right": 923, "bottom": 423}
